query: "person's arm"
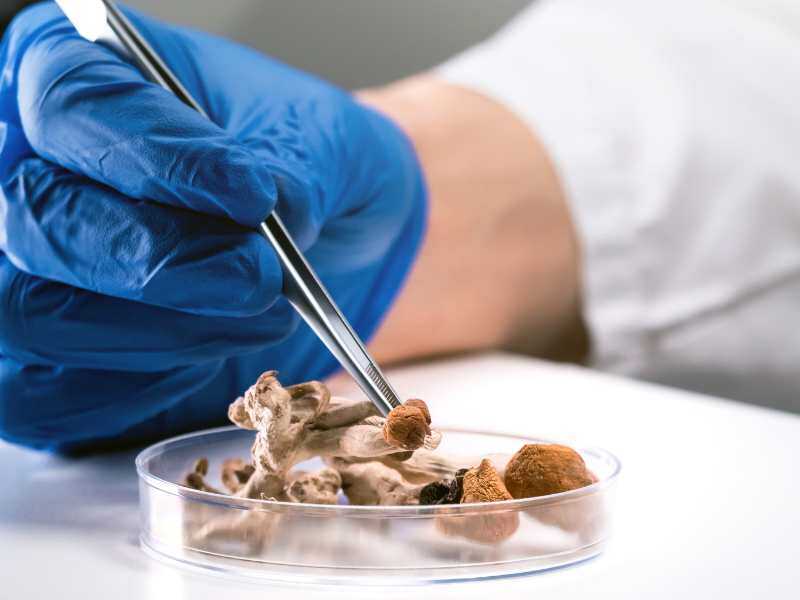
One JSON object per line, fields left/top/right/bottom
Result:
{"left": 360, "top": 76, "right": 588, "bottom": 364}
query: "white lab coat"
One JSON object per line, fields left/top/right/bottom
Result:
{"left": 439, "top": 0, "right": 800, "bottom": 411}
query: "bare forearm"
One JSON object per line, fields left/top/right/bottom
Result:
{"left": 359, "top": 76, "right": 587, "bottom": 364}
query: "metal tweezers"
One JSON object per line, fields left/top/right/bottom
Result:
{"left": 55, "top": 0, "right": 402, "bottom": 416}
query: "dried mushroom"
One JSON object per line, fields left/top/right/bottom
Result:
{"left": 419, "top": 468, "right": 468, "bottom": 505}
{"left": 463, "top": 459, "right": 514, "bottom": 503}
{"left": 183, "top": 457, "right": 222, "bottom": 494}
{"left": 502, "top": 443, "right": 602, "bottom": 537}
{"left": 328, "top": 457, "right": 426, "bottom": 505}
{"left": 382, "top": 400, "right": 432, "bottom": 450}
{"left": 403, "top": 399, "right": 431, "bottom": 424}
{"left": 504, "top": 444, "right": 596, "bottom": 498}
{"left": 436, "top": 460, "right": 519, "bottom": 544}
{"left": 181, "top": 369, "right": 602, "bottom": 551}
{"left": 186, "top": 373, "right": 442, "bottom": 511}
{"left": 285, "top": 468, "right": 342, "bottom": 504}
{"left": 220, "top": 458, "right": 255, "bottom": 494}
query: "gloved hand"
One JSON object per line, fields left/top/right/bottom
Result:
{"left": 0, "top": 4, "right": 426, "bottom": 452}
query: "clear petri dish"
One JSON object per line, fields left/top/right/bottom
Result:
{"left": 136, "top": 426, "right": 620, "bottom": 585}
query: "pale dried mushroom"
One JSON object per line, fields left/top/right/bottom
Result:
{"left": 182, "top": 369, "right": 599, "bottom": 552}
{"left": 218, "top": 458, "right": 253, "bottom": 493}
{"left": 285, "top": 468, "right": 342, "bottom": 504}
{"left": 186, "top": 373, "right": 442, "bottom": 512}
{"left": 328, "top": 458, "right": 426, "bottom": 506}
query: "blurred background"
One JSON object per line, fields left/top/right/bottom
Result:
{"left": 120, "top": 0, "right": 529, "bottom": 88}
{"left": 1, "top": 0, "right": 529, "bottom": 88}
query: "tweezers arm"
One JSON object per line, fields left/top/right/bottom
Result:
{"left": 260, "top": 218, "right": 401, "bottom": 416}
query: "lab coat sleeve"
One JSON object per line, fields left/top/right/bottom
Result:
{"left": 437, "top": 0, "right": 800, "bottom": 408}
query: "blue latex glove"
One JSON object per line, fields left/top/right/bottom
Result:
{"left": 0, "top": 3, "right": 426, "bottom": 452}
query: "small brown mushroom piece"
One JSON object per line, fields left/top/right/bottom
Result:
{"left": 382, "top": 401, "right": 432, "bottom": 450}
{"left": 403, "top": 399, "right": 431, "bottom": 424}
{"left": 436, "top": 459, "right": 519, "bottom": 544}
{"left": 462, "top": 459, "right": 514, "bottom": 503}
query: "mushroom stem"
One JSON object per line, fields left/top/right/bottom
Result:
{"left": 310, "top": 396, "right": 378, "bottom": 430}
{"left": 298, "top": 416, "right": 441, "bottom": 463}
{"left": 344, "top": 449, "right": 463, "bottom": 484}
{"left": 221, "top": 458, "right": 255, "bottom": 494}
{"left": 328, "top": 458, "right": 426, "bottom": 505}
{"left": 183, "top": 457, "right": 222, "bottom": 493}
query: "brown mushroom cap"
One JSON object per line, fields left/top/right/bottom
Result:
{"left": 403, "top": 399, "right": 431, "bottom": 424}
{"left": 462, "top": 459, "right": 514, "bottom": 503}
{"left": 436, "top": 459, "right": 518, "bottom": 544}
{"left": 504, "top": 444, "right": 595, "bottom": 498}
{"left": 382, "top": 403, "right": 431, "bottom": 450}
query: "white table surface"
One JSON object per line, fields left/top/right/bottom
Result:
{"left": 2, "top": 352, "right": 798, "bottom": 599}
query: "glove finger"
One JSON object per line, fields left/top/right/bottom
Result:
{"left": 10, "top": 4, "right": 276, "bottom": 227}
{"left": 1, "top": 156, "right": 282, "bottom": 317}
{"left": 0, "top": 256, "right": 299, "bottom": 371}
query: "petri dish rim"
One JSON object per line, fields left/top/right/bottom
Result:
{"left": 135, "top": 425, "right": 621, "bottom": 518}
